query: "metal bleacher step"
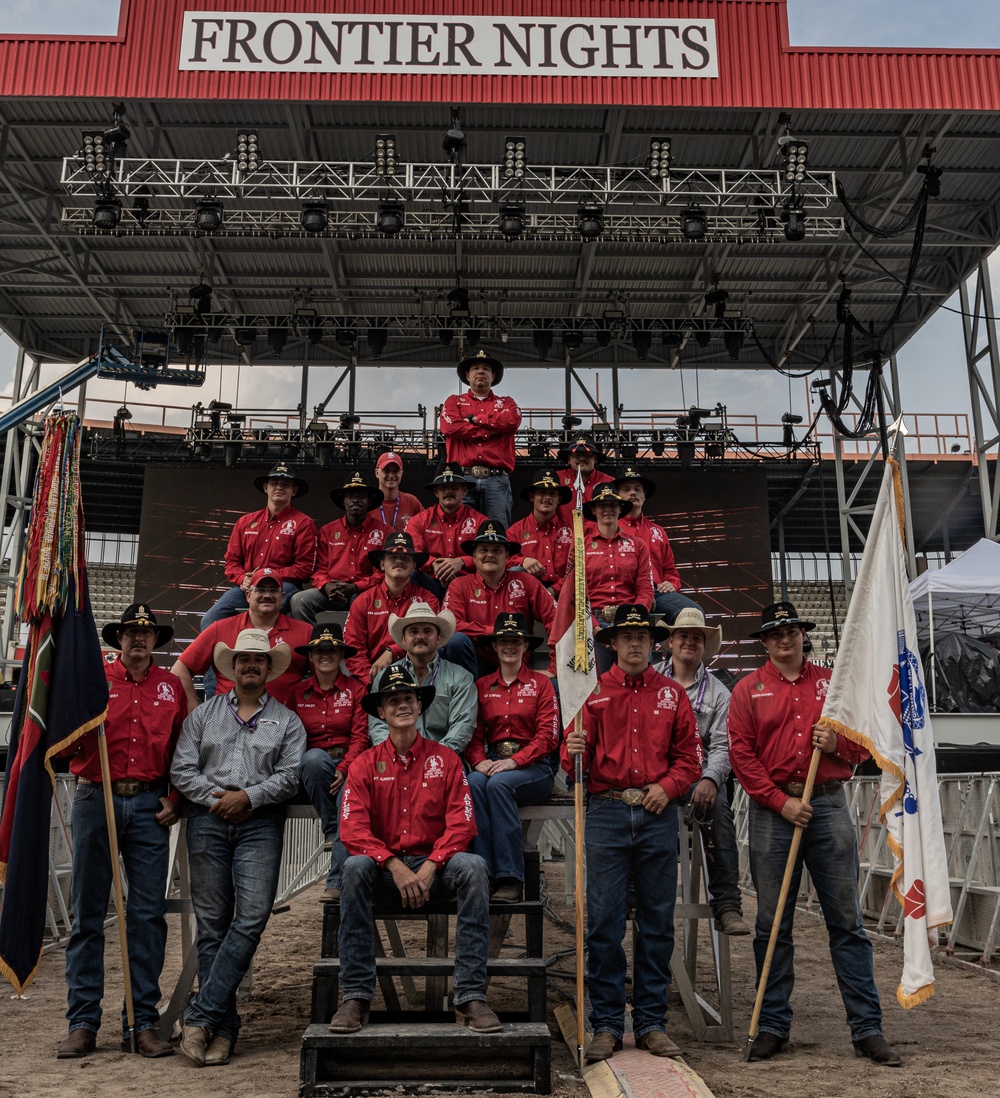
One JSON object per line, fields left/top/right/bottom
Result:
{"left": 299, "top": 1021, "right": 552, "bottom": 1096}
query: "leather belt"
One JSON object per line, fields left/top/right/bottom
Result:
{"left": 464, "top": 465, "right": 506, "bottom": 479}
{"left": 325, "top": 746, "right": 347, "bottom": 760}
{"left": 599, "top": 787, "right": 648, "bottom": 807}
{"left": 781, "top": 780, "right": 843, "bottom": 798}
{"left": 77, "top": 777, "right": 163, "bottom": 797}
{"left": 492, "top": 739, "right": 521, "bottom": 759}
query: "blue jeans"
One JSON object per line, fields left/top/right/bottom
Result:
{"left": 299, "top": 749, "right": 348, "bottom": 888}
{"left": 467, "top": 758, "right": 553, "bottom": 880}
{"left": 184, "top": 806, "right": 285, "bottom": 1042}
{"left": 289, "top": 586, "right": 358, "bottom": 624}
{"left": 584, "top": 795, "right": 679, "bottom": 1039}
{"left": 748, "top": 788, "right": 882, "bottom": 1041}
{"left": 439, "top": 631, "right": 479, "bottom": 678}
{"left": 201, "top": 582, "right": 297, "bottom": 629}
{"left": 697, "top": 781, "right": 742, "bottom": 917}
{"left": 64, "top": 782, "right": 170, "bottom": 1037}
{"left": 653, "top": 591, "right": 702, "bottom": 625}
{"left": 339, "top": 853, "right": 490, "bottom": 1006}
{"left": 463, "top": 474, "right": 512, "bottom": 528}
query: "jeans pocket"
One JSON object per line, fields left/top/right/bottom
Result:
{"left": 74, "top": 783, "right": 99, "bottom": 803}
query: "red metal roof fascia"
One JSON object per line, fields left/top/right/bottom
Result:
{"left": 0, "top": 0, "right": 997, "bottom": 111}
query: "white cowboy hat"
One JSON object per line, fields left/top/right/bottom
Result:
{"left": 388, "top": 602, "right": 456, "bottom": 647}
{"left": 665, "top": 607, "right": 723, "bottom": 660}
{"left": 213, "top": 628, "right": 292, "bottom": 683}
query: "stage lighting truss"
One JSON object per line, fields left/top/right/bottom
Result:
{"left": 60, "top": 158, "right": 842, "bottom": 240}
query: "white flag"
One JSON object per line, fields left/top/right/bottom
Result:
{"left": 817, "top": 459, "right": 952, "bottom": 1007}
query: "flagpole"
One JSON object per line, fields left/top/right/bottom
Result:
{"left": 96, "top": 722, "right": 136, "bottom": 1053}
{"left": 742, "top": 745, "right": 822, "bottom": 1061}
{"left": 571, "top": 467, "right": 587, "bottom": 1072}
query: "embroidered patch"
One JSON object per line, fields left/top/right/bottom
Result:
{"left": 376, "top": 761, "right": 387, "bottom": 773}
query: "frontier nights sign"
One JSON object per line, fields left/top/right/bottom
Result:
{"left": 178, "top": 12, "right": 719, "bottom": 77}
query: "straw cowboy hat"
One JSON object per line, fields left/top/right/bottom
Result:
{"left": 665, "top": 607, "right": 723, "bottom": 660}
{"left": 388, "top": 602, "right": 457, "bottom": 647}
{"left": 213, "top": 628, "right": 291, "bottom": 682}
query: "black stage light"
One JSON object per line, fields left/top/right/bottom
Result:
{"left": 194, "top": 198, "right": 223, "bottom": 232}
{"left": 307, "top": 323, "right": 325, "bottom": 346}
{"left": 267, "top": 327, "right": 288, "bottom": 356}
{"left": 661, "top": 326, "right": 683, "bottom": 350}
{"left": 781, "top": 204, "right": 807, "bottom": 242}
{"left": 439, "top": 328, "right": 454, "bottom": 346}
{"left": 782, "top": 412, "right": 803, "bottom": 449}
{"left": 499, "top": 201, "right": 526, "bottom": 238}
{"left": 336, "top": 327, "right": 357, "bottom": 347}
{"left": 723, "top": 327, "right": 744, "bottom": 362}
{"left": 533, "top": 327, "right": 553, "bottom": 360}
{"left": 577, "top": 204, "right": 604, "bottom": 239}
{"left": 447, "top": 287, "right": 470, "bottom": 319}
{"left": 704, "top": 287, "right": 729, "bottom": 320}
{"left": 300, "top": 200, "right": 329, "bottom": 233}
{"left": 595, "top": 328, "right": 612, "bottom": 348}
{"left": 131, "top": 190, "right": 152, "bottom": 227}
{"left": 377, "top": 200, "right": 405, "bottom": 235}
{"left": 368, "top": 327, "right": 388, "bottom": 357}
{"left": 464, "top": 327, "right": 481, "bottom": 348}
{"left": 92, "top": 197, "right": 121, "bottom": 230}
{"left": 234, "top": 328, "right": 257, "bottom": 350}
{"left": 442, "top": 127, "right": 466, "bottom": 156}
{"left": 562, "top": 330, "right": 584, "bottom": 353}
{"left": 694, "top": 329, "right": 712, "bottom": 349}
{"left": 631, "top": 330, "right": 652, "bottom": 360}
{"left": 681, "top": 204, "right": 707, "bottom": 240}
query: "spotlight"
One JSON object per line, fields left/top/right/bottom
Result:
{"left": 780, "top": 136, "right": 809, "bottom": 185}
{"left": 704, "top": 431, "right": 726, "bottom": 459}
{"left": 224, "top": 439, "right": 242, "bottom": 468}
{"left": 502, "top": 137, "right": 527, "bottom": 180}
{"left": 367, "top": 326, "right": 388, "bottom": 357}
{"left": 620, "top": 438, "right": 639, "bottom": 463}
{"left": 704, "top": 287, "right": 729, "bottom": 320}
{"left": 307, "top": 323, "right": 325, "bottom": 346}
{"left": 562, "top": 330, "right": 584, "bottom": 354}
{"left": 131, "top": 188, "right": 152, "bottom": 227}
{"left": 194, "top": 198, "right": 224, "bottom": 232}
{"left": 376, "top": 200, "right": 405, "bottom": 235}
{"left": 81, "top": 132, "right": 107, "bottom": 177}
{"left": 92, "top": 196, "right": 121, "bottom": 230}
{"left": 447, "top": 287, "right": 470, "bottom": 319}
{"left": 694, "top": 329, "right": 712, "bottom": 349}
{"left": 439, "top": 328, "right": 454, "bottom": 346}
{"left": 234, "top": 328, "right": 257, "bottom": 350}
{"left": 300, "top": 200, "right": 329, "bottom": 233}
{"left": 499, "top": 201, "right": 526, "bottom": 238}
{"left": 681, "top": 204, "right": 707, "bottom": 240}
{"left": 650, "top": 431, "right": 666, "bottom": 457}
{"left": 782, "top": 412, "right": 804, "bottom": 449}
{"left": 442, "top": 127, "right": 466, "bottom": 157}
{"left": 335, "top": 327, "right": 357, "bottom": 348}
{"left": 661, "top": 326, "right": 682, "bottom": 350}
{"left": 267, "top": 327, "right": 288, "bottom": 356}
{"left": 533, "top": 327, "right": 553, "bottom": 360}
{"left": 374, "top": 133, "right": 397, "bottom": 177}
{"left": 595, "top": 328, "right": 612, "bottom": 348}
{"left": 236, "top": 130, "right": 262, "bottom": 174}
{"left": 631, "top": 330, "right": 653, "bottom": 360}
{"left": 115, "top": 405, "right": 132, "bottom": 422}
{"left": 676, "top": 439, "right": 696, "bottom": 468}
{"left": 781, "top": 203, "right": 807, "bottom": 242}
{"left": 577, "top": 204, "right": 604, "bottom": 239}
{"left": 723, "top": 326, "right": 744, "bottom": 362}
{"left": 464, "top": 327, "right": 481, "bottom": 348}
{"left": 647, "top": 138, "right": 671, "bottom": 181}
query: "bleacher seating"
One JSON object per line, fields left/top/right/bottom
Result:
{"left": 88, "top": 565, "right": 137, "bottom": 634}
{"left": 773, "top": 580, "right": 847, "bottom": 660}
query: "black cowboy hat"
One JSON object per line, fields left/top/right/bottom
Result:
{"left": 613, "top": 465, "right": 657, "bottom": 500}
{"left": 519, "top": 469, "right": 572, "bottom": 505}
{"left": 252, "top": 461, "right": 309, "bottom": 498}
{"left": 424, "top": 463, "right": 476, "bottom": 491}
{"left": 558, "top": 435, "right": 606, "bottom": 465}
{"left": 582, "top": 483, "right": 632, "bottom": 521}
{"left": 483, "top": 612, "right": 544, "bottom": 650}
{"left": 101, "top": 603, "right": 174, "bottom": 649}
{"left": 293, "top": 621, "right": 357, "bottom": 659}
{"left": 457, "top": 348, "right": 504, "bottom": 386}
{"left": 329, "top": 470, "right": 384, "bottom": 511}
{"left": 362, "top": 664, "right": 437, "bottom": 717}
{"left": 460, "top": 519, "right": 522, "bottom": 557}
{"left": 367, "top": 531, "right": 430, "bottom": 569}
{"left": 749, "top": 601, "right": 816, "bottom": 638}
{"left": 594, "top": 604, "right": 670, "bottom": 647}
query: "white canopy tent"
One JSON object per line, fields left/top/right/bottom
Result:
{"left": 910, "top": 538, "right": 1000, "bottom": 642}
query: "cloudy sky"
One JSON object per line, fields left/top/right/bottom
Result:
{"left": 0, "top": 0, "right": 996, "bottom": 446}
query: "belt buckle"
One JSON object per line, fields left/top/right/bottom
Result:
{"left": 326, "top": 747, "right": 346, "bottom": 760}
{"left": 471, "top": 464, "right": 490, "bottom": 479}
{"left": 621, "top": 788, "right": 645, "bottom": 807}
{"left": 494, "top": 740, "right": 519, "bottom": 759}
{"left": 116, "top": 779, "right": 140, "bottom": 797}
{"left": 785, "top": 782, "right": 805, "bottom": 797}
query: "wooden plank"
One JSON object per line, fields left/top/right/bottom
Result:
{"left": 315, "top": 957, "right": 548, "bottom": 976}
{"left": 553, "top": 1004, "right": 619, "bottom": 1098}
{"left": 425, "top": 914, "right": 450, "bottom": 1011}
{"left": 380, "top": 918, "right": 419, "bottom": 1004}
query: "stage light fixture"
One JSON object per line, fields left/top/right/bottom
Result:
{"left": 781, "top": 203, "right": 807, "bottom": 242}
{"left": 681, "top": 204, "right": 707, "bottom": 240}
{"left": 704, "top": 432, "right": 726, "bottom": 459}
{"left": 723, "top": 326, "right": 744, "bottom": 362}
{"left": 499, "top": 201, "right": 526, "bottom": 238}
{"left": 92, "top": 196, "right": 122, "bottom": 230}
{"left": 533, "top": 327, "right": 553, "bottom": 360}
{"left": 780, "top": 137, "right": 809, "bottom": 185}
{"left": 502, "top": 137, "right": 527, "bottom": 180}
{"left": 224, "top": 439, "right": 242, "bottom": 468}
{"left": 267, "top": 327, "right": 289, "bottom": 356}
{"left": 300, "top": 200, "right": 329, "bottom": 233}
{"left": 562, "top": 329, "right": 584, "bottom": 353}
{"left": 374, "top": 133, "right": 397, "bottom": 176}
{"left": 705, "top": 287, "right": 729, "bottom": 320}
{"left": 694, "top": 329, "right": 712, "bottom": 349}
{"left": 647, "top": 138, "right": 671, "bottom": 181}
{"left": 234, "top": 328, "right": 257, "bottom": 350}
{"left": 439, "top": 328, "right": 454, "bottom": 346}
{"left": 81, "top": 132, "right": 106, "bottom": 177}
{"left": 595, "top": 328, "right": 612, "bottom": 348}
{"left": 335, "top": 327, "right": 357, "bottom": 347}
{"left": 206, "top": 327, "right": 224, "bottom": 344}
{"left": 442, "top": 127, "right": 466, "bottom": 157}
{"left": 676, "top": 439, "right": 696, "bottom": 468}
{"left": 367, "top": 327, "right": 388, "bottom": 357}
{"left": 577, "top": 204, "right": 604, "bottom": 239}
{"left": 631, "top": 330, "right": 653, "bottom": 360}
{"left": 194, "top": 198, "right": 224, "bottom": 232}
{"left": 661, "top": 326, "right": 683, "bottom": 350}
{"left": 447, "top": 287, "right": 470, "bottom": 319}
{"left": 377, "top": 200, "right": 405, "bottom": 235}
{"left": 782, "top": 412, "right": 804, "bottom": 449}
{"left": 650, "top": 431, "right": 666, "bottom": 457}
{"left": 307, "top": 323, "right": 325, "bottom": 346}
{"left": 236, "top": 130, "right": 262, "bottom": 174}
{"left": 131, "top": 189, "right": 152, "bottom": 227}
{"left": 464, "top": 327, "right": 481, "bottom": 348}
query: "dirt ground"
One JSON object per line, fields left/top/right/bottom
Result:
{"left": 2, "top": 862, "right": 997, "bottom": 1098}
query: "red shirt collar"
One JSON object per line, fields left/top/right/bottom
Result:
{"left": 604, "top": 662, "right": 657, "bottom": 688}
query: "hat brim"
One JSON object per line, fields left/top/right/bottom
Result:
{"left": 483, "top": 631, "right": 544, "bottom": 650}
{"left": 388, "top": 608, "right": 457, "bottom": 647}
{"left": 594, "top": 620, "right": 671, "bottom": 647}
{"left": 361, "top": 682, "right": 436, "bottom": 717}
{"left": 101, "top": 622, "right": 174, "bottom": 650}
{"left": 559, "top": 446, "right": 605, "bottom": 465}
{"left": 519, "top": 481, "right": 573, "bottom": 505}
{"left": 583, "top": 499, "right": 632, "bottom": 521}
{"left": 329, "top": 487, "right": 385, "bottom": 511}
{"left": 293, "top": 639, "right": 358, "bottom": 659}
{"left": 425, "top": 473, "right": 476, "bottom": 491}
{"left": 368, "top": 546, "right": 430, "bottom": 569}
{"left": 253, "top": 473, "right": 309, "bottom": 498}
{"left": 614, "top": 475, "right": 657, "bottom": 499}
{"left": 458, "top": 356, "right": 504, "bottom": 386}
{"left": 213, "top": 640, "right": 292, "bottom": 683}
{"left": 665, "top": 622, "right": 723, "bottom": 660}
{"left": 749, "top": 618, "right": 816, "bottom": 639}
{"left": 460, "top": 537, "right": 522, "bottom": 556}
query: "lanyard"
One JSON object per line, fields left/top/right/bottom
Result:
{"left": 666, "top": 660, "right": 708, "bottom": 714}
{"left": 227, "top": 694, "right": 263, "bottom": 732}
{"left": 379, "top": 497, "right": 401, "bottom": 528}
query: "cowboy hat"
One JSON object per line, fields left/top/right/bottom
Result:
{"left": 367, "top": 531, "right": 429, "bottom": 569}
{"left": 388, "top": 602, "right": 456, "bottom": 647}
{"left": 424, "top": 463, "right": 475, "bottom": 491}
{"left": 558, "top": 435, "right": 605, "bottom": 465}
{"left": 483, "top": 612, "right": 544, "bottom": 650}
{"left": 329, "top": 470, "right": 384, "bottom": 511}
{"left": 101, "top": 603, "right": 173, "bottom": 649}
{"left": 613, "top": 465, "right": 657, "bottom": 500}
{"left": 665, "top": 607, "right": 722, "bottom": 660}
{"left": 519, "top": 469, "right": 572, "bottom": 505}
{"left": 252, "top": 461, "right": 309, "bottom": 498}
{"left": 749, "top": 601, "right": 816, "bottom": 638}
{"left": 460, "top": 519, "right": 522, "bottom": 557}
{"left": 213, "top": 628, "right": 292, "bottom": 682}
{"left": 594, "top": 604, "right": 670, "bottom": 647}
{"left": 362, "top": 664, "right": 436, "bottom": 717}
{"left": 457, "top": 348, "right": 504, "bottom": 386}
{"left": 293, "top": 622, "right": 357, "bottom": 659}
{"left": 583, "top": 482, "right": 632, "bottom": 521}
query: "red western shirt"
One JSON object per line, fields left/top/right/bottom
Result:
{"left": 406, "top": 503, "right": 489, "bottom": 575}
{"left": 466, "top": 666, "right": 560, "bottom": 769}
{"left": 619, "top": 514, "right": 682, "bottom": 591}
{"left": 285, "top": 673, "right": 369, "bottom": 774}
{"left": 177, "top": 611, "right": 311, "bottom": 705}
{"left": 443, "top": 570, "right": 556, "bottom": 641}
{"left": 561, "top": 663, "right": 702, "bottom": 799}
{"left": 341, "top": 734, "right": 476, "bottom": 864}
{"left": 375, "top": 492, "right": 424, "bottom": 533}
{"left": 70, "top": 658, "right": 185, "bottom": 798}
{"left": 223, "top": 504, "right": 317, "bottom": 587}
{"left": 570, "top": 528, "right": 655, "bottom": 613}
{"left": 555, "top": 467, "right": 614, "bottom": 527}
{"left": 440, "top": 390, "right": 522, "bottom": 473}
{"left": 343, "top": 581, "right": 441, "bottom": 683}
{"left": 727, "top": 659, "right": 868, "bottom": 815}
{"left": 311, "top": 513, "right": 390, "bottom": 592}
{"left": 508, "top": 513, "right": 572, "bottom": 590}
